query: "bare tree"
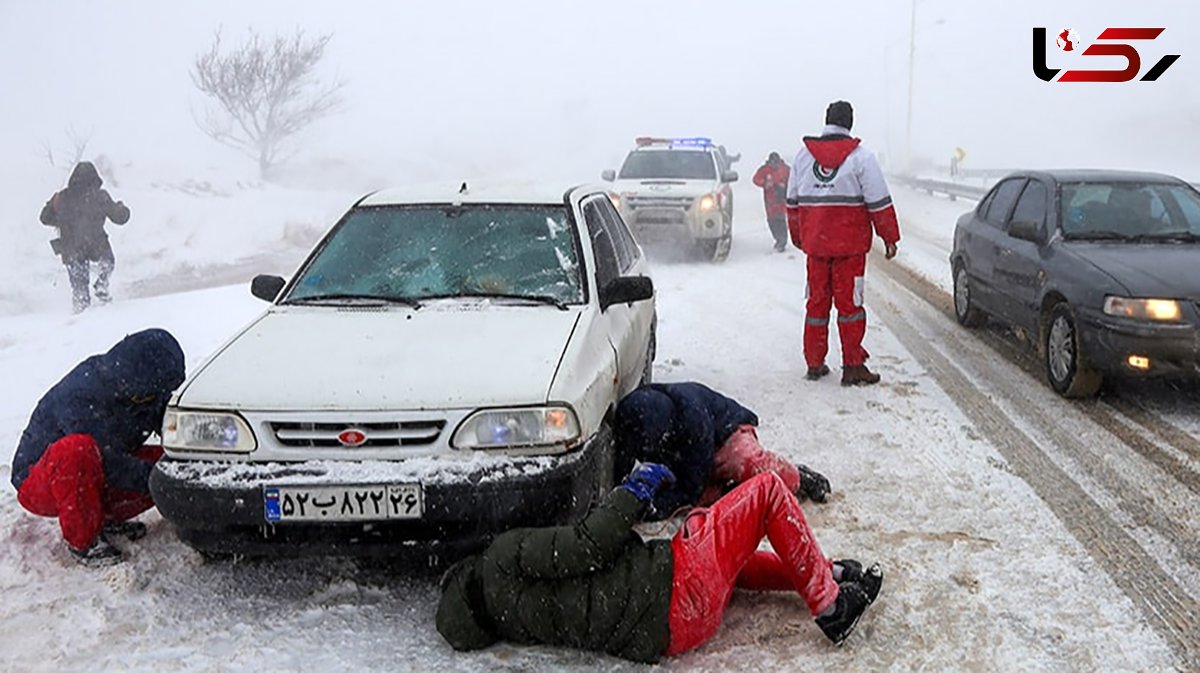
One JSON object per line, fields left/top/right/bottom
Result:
{"left": 39, "top": 125, "right": 93, "bottom": 170}
{"left": 191, "top": 29, "right": 344, "bottom": 178}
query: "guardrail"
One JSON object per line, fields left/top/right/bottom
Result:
{"left": 891, "top": 175, "right": 987, "bottom": 201}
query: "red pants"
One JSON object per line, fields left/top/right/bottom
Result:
{"left": 16, "top": 434, "right": 161, "bottom": 551}
{"left": 699, "top": 425, "right": 800, "bottom": 505}
{"left": 805, "top": 254, "right": 868, "bottom": 367}
{"left": 666, "top": 473, "right": 837, "bottom": 656}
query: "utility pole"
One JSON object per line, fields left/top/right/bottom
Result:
{"left": 905, "top": 0, "right": 917, "bottom": 170}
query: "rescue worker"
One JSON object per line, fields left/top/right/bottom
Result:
{"left": 614, "top": 381, "right": 831, "bottom": 520}
{"left": 753, "top": 152, "right": 792, "bottom": 252}
{"left": 437, "top": 463, "right": 883, "bottom": 663}
{"left": 40, "top": 161, "right": 130, "bottom": 313}
{"left": 786, "top": 101, "right": 900, "bottom": 386}
{"left": 11, "top": 329, "right": 185, "bottom": 566}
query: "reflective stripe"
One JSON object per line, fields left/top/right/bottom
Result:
{"left": 865, "top": 195, "right": 893, "bottom": 211}
{"left": 806, "top": 316, "right": 830, "bottom": 326}
{"left": 792, "top": 195, "right": 866, "bottom": 205}
{"left": 838, "top": 311, "right": 866, "bottom": 323}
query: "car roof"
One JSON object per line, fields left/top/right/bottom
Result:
{"left": 358, "top": 181, "right": 607, "bottom": 207}
{"left": 1012, "top": 169, "right": 1185, "bottom": 184}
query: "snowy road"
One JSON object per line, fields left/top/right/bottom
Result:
{"left": 0, "top": 186, "right": 1195, "bottom": 671}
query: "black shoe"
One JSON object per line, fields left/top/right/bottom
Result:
{"left": 841, "top": 364, "right": 881, "bottom": 386}
{"left": 806, "top": 365, "right": 831, "bottom": 381}
{"left": 103, "top": 520, "right": 148, "bottom": 542}
{"left": 70, "top": 537, "right": 124, "bottom": 567}
{"left": 832, "top": 561, "right": 883, "bottom": 603}
{"left": 797, "top": 464, "right": 831, "bottom": 503}
{"left": 815, "top": 566, "right": 883, "bottom": 646}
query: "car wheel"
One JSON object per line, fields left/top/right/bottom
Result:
{"left": 953, "top": 263, "right": 985, "bottom": 327}
{"left": 1044, "top": 302, "right": 1102, "bottom": 398}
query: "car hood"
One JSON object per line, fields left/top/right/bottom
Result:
{"left": 1068, "top": 242, "right": 1200, "bottom": 299}
{"left": 178, "top": 304, "right": 582, "bottom": 411}
{"left": 613, "top": 179, "right": 717, "bottom": 198}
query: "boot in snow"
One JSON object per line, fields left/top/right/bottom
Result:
{"left": 103, "top": 520, "right": 148, "bottom": 542}
{"left": 832, "top": 561, "right": 883, "bottom": 603}
{"left": 806, "top": 364, "right": 831, "bottom": 381}
{"left": 816, "top": 564, "right": 883, "bottom": 645}
{"left": 796, "top": 463, "right": 831, "bottom": 503}
{"left": 70, "top": 536, "right": 124, "bottom": 567}
{"left": 841, "top": 364, "right": 881, "bottom": 386}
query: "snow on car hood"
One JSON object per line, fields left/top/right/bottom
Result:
{"left": 613, "top": 178, "right": 717, "bottom": 198}
{"left": 178, "top": 303, "right": 581, "bottom": 411}
{"left": 1070, "top": 243, "right": 1200, "bottom": 299}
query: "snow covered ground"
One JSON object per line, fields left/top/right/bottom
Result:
{"left": 0, "top": 183, "right": 1187, "bottom": 671}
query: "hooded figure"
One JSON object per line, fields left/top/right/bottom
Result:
{"left": 40, "top": 161, "right": 130, "bottom": 312}
{"left": 753, "top": 151, "right": 792, "bottom": 251}
{"left": 12, "top": 328, "right": 185, "bottom": 565}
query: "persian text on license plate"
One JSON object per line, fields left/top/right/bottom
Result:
{"left": 263, "top": 484, "right": 422, "bottom": 523}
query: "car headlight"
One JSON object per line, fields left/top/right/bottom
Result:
{"left": 1103, "top": 296, "right": 1183, "bottom": 322}
{"left": 452, "top": 406, "right": 581, "bottom": 453}
{"left": 163, "top": 409, "right": 257, "bottom": 452}
{"left": 698, "top": 194, "right": 716, "bottom": 211}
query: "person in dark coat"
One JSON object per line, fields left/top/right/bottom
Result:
{"left": 12, "top": 329, "right": 185, "bottom": 566}
{"left": 40, "top": 161, "right": 130, "bottom": 313}
{"left": 436, "top": 463, "right": 883, "bottom": 662}
{"left": 614, "top": 382, "right": 830, "bottom": 521}
{"left": 753, "top": 152, "right": 792, "bottom": 251}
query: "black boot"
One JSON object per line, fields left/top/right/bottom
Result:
{"left": 70, "top": 536, "right": 124, "bottom": 567}
{"left": 832, "top": 561, "right": 883, "bottom": 603}
{"left": 816, "top": 563, "right": 884, "bottom": 645}
{"left": 841, "top": 364, "right": 881, "bottom": 386}
{"left": 806, "top": 364, "right": 831, "bottom": 381}
{"left": 796, "top": 464, "right": 831, "bottom": 503}
{"left": 103, "top": 520, "right": 148, "bottom": 542}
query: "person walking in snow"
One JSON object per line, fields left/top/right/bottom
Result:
{"left": 787, "top": 101, "right": 901, "bottom": 386}
{"left": 614, "top": 381, "right": 831, "bottom": 521}
{"left": 11, "top": 329, "right": 185, "bottom": 566}
{"left": 753, "top": 152, "right": 792, "bottom": 252}
{"left": 437, "top": 462, "right": 883, "bottom": 662}
{"left": 40, "top": 161, "right": 130, "bottom": 313}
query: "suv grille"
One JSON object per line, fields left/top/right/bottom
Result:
{"left": 270, "top": 420, "right": 446, "bottom": 448}
{"left": 627, "top": 196, "right": 694, "bottom": 210}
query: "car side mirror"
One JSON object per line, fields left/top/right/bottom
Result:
{"left": 1008, "top": 220, "right": 1042, "bottom": 243}
{"left": 722, "top": 170, "right": 739, "bottom": 183}
{"left": 251, "top": 274, "right": 286, "bottom": 302}
{"left": 601, "top": 169, "right": 616, "bottom": 182}
{"left": 600, "top": 276, "right": 654, "bottom": 311}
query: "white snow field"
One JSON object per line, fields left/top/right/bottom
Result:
{"left": 0, "top": 183, "right": 1186, "bottom": 672}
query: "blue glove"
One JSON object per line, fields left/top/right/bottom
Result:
{"left": 618, "top": 462, "right": 676, "bottom": 504}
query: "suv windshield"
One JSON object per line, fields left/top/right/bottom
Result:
{"left": 618, "top": 150, "right": 716, "bottom": 180}
{"left": 287, "top": 204, "right": 584, "bottom": 305}
{"left": 1060, "top": 182, "right": 1200, "bottom": 239}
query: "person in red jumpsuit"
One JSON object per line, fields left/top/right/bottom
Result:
{"left": 753, "top": 152, "right": 792, "bottom": 252}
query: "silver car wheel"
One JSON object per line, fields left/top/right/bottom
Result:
{"left": 1047, "top": 315, "right": 1074, "bottom": 383}
{"left": 954, "top": 267, "right": 970, "bottom": 319}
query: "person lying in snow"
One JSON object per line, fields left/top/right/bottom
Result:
{"left": 11, "top": 329, "right": 185, "bottom": 566}
{"left": 437, "top": 463, "right": 883, "bottom": 662}
{"left": 614, "top": 382, "right": 831, "bottom": 520}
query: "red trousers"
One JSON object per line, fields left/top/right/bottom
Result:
{"left": 805, "top": 254, "right": 868, "bottom": 368}
{"left": 16, "top": 434, "right": 161, "bottom": 551}
{"left": 699, "top": 425, "right": 800, "bottom": 505}
{"left": 666, "top": 473, "right": 837, "bottom": 656}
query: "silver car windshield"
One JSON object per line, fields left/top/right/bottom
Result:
{"left": 286, "top": 204, "right": 584, "bottom": 305}
{"left": 1060, "top": 182, "right": 1200, "bottom": 239}
{"left": 618, "top": 151, "right": 716, "bottom": 181}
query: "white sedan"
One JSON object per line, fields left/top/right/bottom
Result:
{"left": 150, "top": 181, "right": 656, "bottom": 557}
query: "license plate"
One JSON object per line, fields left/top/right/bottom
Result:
{"left": 263, "top": 484, "right": 422, "bottom": 523}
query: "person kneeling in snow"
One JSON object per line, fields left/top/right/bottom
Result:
{"left": 11, "top": 328, "right": 185, "bottom": 566}
{"left": 614, "top": 382, "right": 830, "bottom": 520}
{"left": 437, "top": 463, "right": 883, "bottom": 662}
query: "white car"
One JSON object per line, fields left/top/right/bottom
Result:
{"left": 602, "top": 137, "right": 739, "bottom": 262}
{"left": 150, "top": 182, "right": 656, "bottom": 557}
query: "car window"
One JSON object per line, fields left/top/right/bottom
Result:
{"left": 583, "top": 201, "right": 620, "bottom": 289}
{"left": 1010, "top": 181, "right": 1048, "bottom": 231}
{"left": 985, "top": 179, "right": 1026, "bottom": 228}
{"left": 1060, "top": 181, "right": 1200, "bottom": 237}
{"left": 287, "top": 204, "right": 584, "bottom": 304}
{"left": 596, "top": 197, "right": 640, "bottom": 271}
{"left": 975, "top": 190, "right": 995, "bottom": 219}
{"left": 618, "top": 150, "right": 716, "bottom": 180}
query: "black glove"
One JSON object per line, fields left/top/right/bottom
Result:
{"left": 797, "top": 464, "right": 831, "bottom": 503}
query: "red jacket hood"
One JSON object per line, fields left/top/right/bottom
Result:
{"left": 803, "top": 137, "right": 861, "bottom": 169}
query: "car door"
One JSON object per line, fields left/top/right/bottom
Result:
{"left": 582, "top": 196, "right": 641, "bottom": 394}
{"left": 597, "top": 196, "right": 655, "bottom": 389}
{"left": 969, "top": 178, "right": 1027, "bottom": 317}
{"left": 995, "top": 179, "right": 1051, "bottom": 333}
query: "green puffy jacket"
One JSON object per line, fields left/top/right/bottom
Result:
{"left": 436, "top": 488, "right": 674, "bottom": 663}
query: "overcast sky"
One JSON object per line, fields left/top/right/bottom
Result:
{"left": 1, "top": 0, "right": 1197, "bottom": 186}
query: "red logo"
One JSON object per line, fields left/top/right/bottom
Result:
{"left": 1033, "top": 27, "right": 1180, "bottom": 82}
{"left": 337, "top": 429, "right": 367, "bottom": 447}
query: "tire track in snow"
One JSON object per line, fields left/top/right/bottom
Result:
{"left": 873, "top": 262, "right": 1200, "bottom": 669}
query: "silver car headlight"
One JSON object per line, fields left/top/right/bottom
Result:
{"left": 698, "top": 194, "right": 717, "bottom": 211}
{"left": 452, "top": 406, "right": 581, "bottom": 453}
{"left": 1102, "top": 296, "right": 1182, "bottom": 322}
{"left": 163, "top": 409, "right": 257, "bottom": 453}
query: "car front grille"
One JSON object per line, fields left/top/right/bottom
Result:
{"left": 627, "top": 196, "right": 693, "bottom": 210}
{"left": 270, "top": 420, "right": 446, "bottom": 448}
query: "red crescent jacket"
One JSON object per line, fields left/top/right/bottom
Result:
{"left": 752, "top": 160, "right": 790, "bottom": 219}
{"left": 785, "top": 127, "right": 900, "bottom": 257}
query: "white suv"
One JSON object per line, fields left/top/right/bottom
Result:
{"left": 150, "top": 182, "right": 656, "bottom": 557}
{"left": 602, "top": 137, "right": 739, "bottom": 262}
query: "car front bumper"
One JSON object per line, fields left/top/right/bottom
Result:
{"left": 149, "top": 426, "right": 612, "bottom": 557}
{"left": 1078, "top": 313, "right": 1199, "bottom": 376}
{"left": 622, "top": 206, "right": 726, "bottom": 242}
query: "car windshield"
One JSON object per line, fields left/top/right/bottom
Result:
{"left": 286, "top": 204, "right": 584, "bottom": 305}
{"left": 618, "top": 150, "right": 716, "bottom": 180}
{"left": 1060, "top": 182, "right": 1200, "bottom": 239}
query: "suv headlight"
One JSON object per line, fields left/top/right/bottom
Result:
{"left": 452, "top": 406, "right": 581, "bottom": 453}
{"left": 1102, "top": 296, "right": 1182, "bottom": 322}
{"left": 163, "top": 409, "right": 257, "bottom": 452}
{"left": 698, "top": 194, "right": 716, "bottom": 211}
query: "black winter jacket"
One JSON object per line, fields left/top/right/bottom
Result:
{"left": 40, "top": 162, "right": 129, "bottom": 263}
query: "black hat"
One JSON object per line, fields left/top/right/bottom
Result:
{"left": 825, "top": 100, "right": 854, "bottom": 131}
{"left": 768, "top": 151, "right": 781, "bottom": 161}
